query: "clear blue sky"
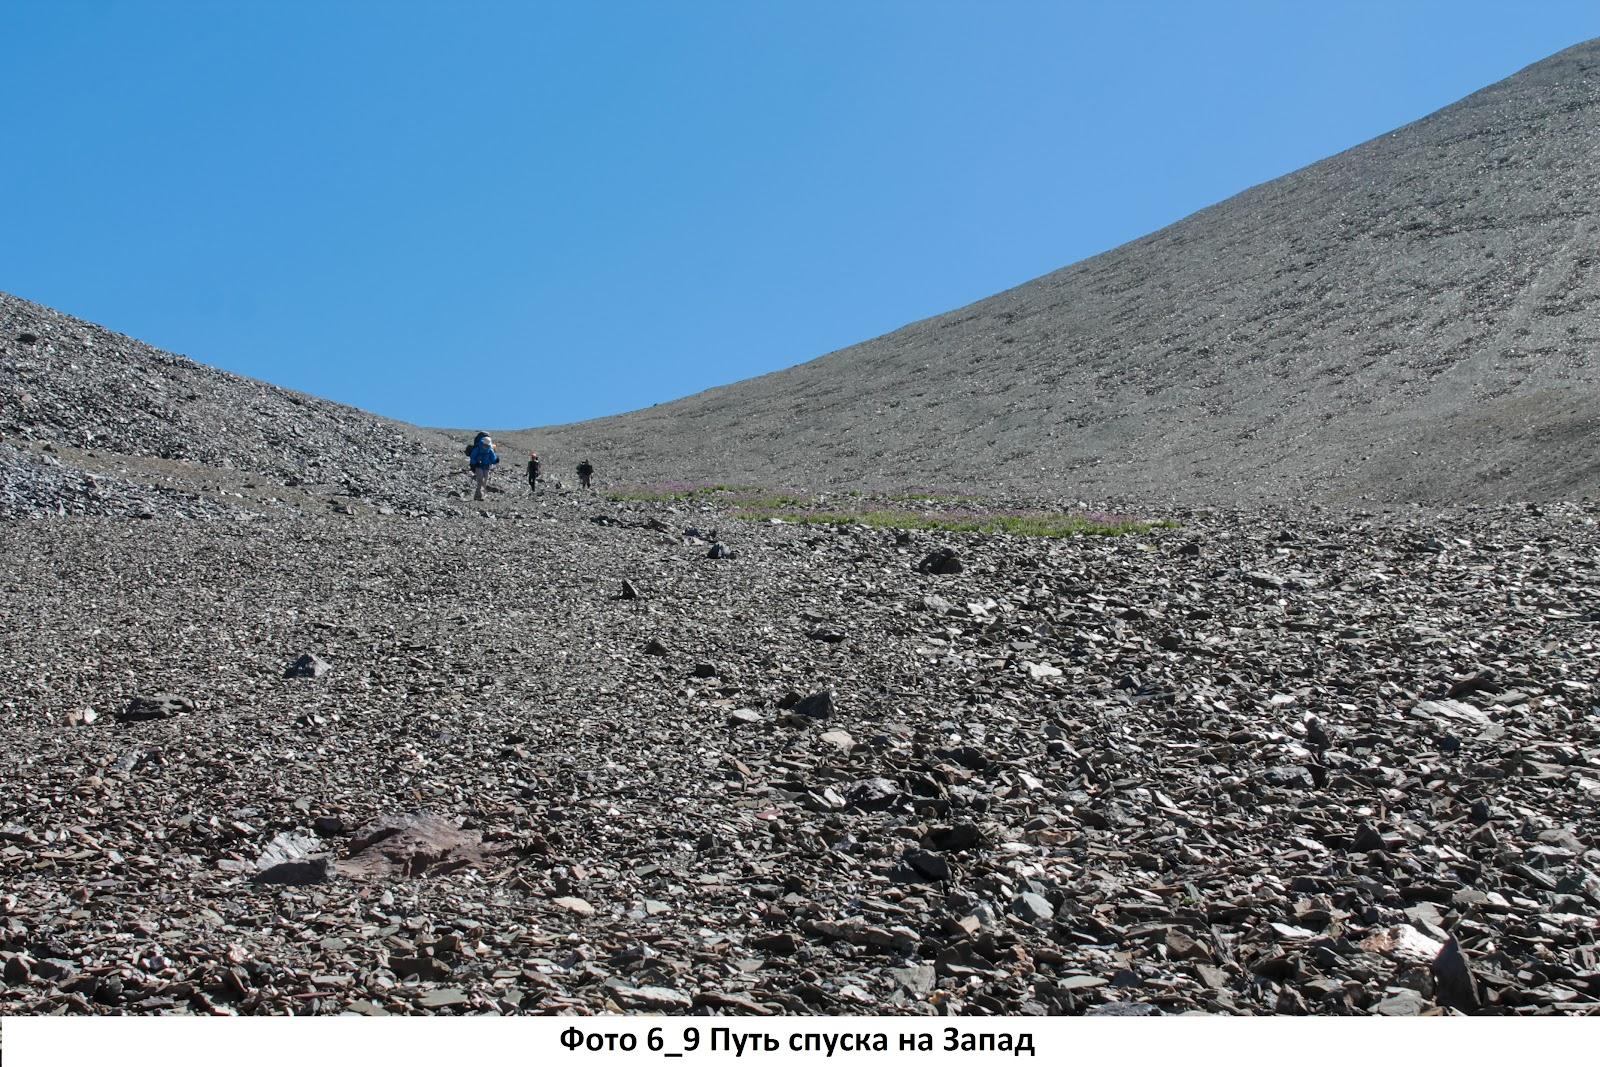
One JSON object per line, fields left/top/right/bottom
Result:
{"left": 3, "top": 2, "right": 1595, "bottom": 429}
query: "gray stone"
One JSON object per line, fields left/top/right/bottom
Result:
{"left": 119, "top": 693, "right": 193, "bottom": 722}
{"left": 1373, "top": 988, "right": 1428, "bottom": 1016}
{"left": 903, "top": 849, "right": 952, "bottom": 882}
{"left": 1012, "top": 892, "right": 1055, "bottom": 924}
{"left": 1086, "top": 1002, "right": 1160, "bottom": 1016}
{"left": 925, "top": 822, "right": 983, "bottom": 852}
{"left": 916, "top": 548, "right": 963, "bottom": 575}
{"left": 1262, "top": 765, "right": 1314, "bottom": 790}
{"left": 793, "top": 690, "right": 834, "bottom": 719}
{"left": 616, "top": 985, "right": 693, "bottom": 1010}
{"left": 817, "top": 730, "right": 854, "bottom": 752}
{"left": 284, "top": 653, "right": 331, "bottom": 678}
{"left": 1432, "top": 937, "right": 1480, "bottom": 1014}
{"left": 889, "top": 964, "right": 936, "bottom": 995}
{"left": 252, "top": 855, "right": 334, "bottom": 885}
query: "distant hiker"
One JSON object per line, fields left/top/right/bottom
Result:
{"left": 527, "top": 452, "right": 542, "bottom": 494}
{"left": 466, "top": 432, "right": 499, "bottom": 501}
{"left": 577, "top": 459, "right": 594, "bottom": 489}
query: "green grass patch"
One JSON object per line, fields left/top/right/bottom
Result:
{"left": 604, "top": 482, "right": 1176, "bottom": 538}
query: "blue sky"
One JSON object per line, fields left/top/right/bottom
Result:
{"left": 2, "top": 2, "right": 1595, "bottom": 429}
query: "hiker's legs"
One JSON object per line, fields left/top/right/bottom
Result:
{"left": 473, "top": 467, "right": 489, "bottom": 500}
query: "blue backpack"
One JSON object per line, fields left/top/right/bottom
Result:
{"left": 466, "top": 436, "right": 497, "bottom": 469}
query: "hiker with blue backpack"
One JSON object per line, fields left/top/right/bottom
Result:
{"left": 466, "top": 432, "right": 499, "bottom": 500}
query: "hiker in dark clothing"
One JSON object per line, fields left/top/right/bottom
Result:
{"left": 577, "top": 459, "right": 594, "bottom": 489}
{"left": 466, "top": 432, "right": 498, "bottom": 501}
{"left": 527, "top": 452, "right": 542, "bottom": 494}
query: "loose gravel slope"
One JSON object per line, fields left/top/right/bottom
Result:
{"left": 520, "top": 40, "right": 1600, "bottom": 505}
{"left": 2, "top": 488, "right": 1599, "bottom": 1016}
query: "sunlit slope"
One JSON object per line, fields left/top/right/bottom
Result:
{"left": 519, "top": 40, "right": 1600, "bottom": 503}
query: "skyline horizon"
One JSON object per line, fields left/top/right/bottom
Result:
{"left": 3, "top": 4, "right": 1596, "bottom": 431}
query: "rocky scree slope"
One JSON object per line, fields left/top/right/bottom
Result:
{"left": 1, "top": 292, "right": 460, "bottom": 517}
{"left": 520, "top": 40, "right": 1600, "bottom": 505}
{"left": 1, "top": 489, "right": 1599, "bottom": 1015}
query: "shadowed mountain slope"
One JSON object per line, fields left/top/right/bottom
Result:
{"left": 517, "top": 40, "right": 1600, "bottom": 504}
